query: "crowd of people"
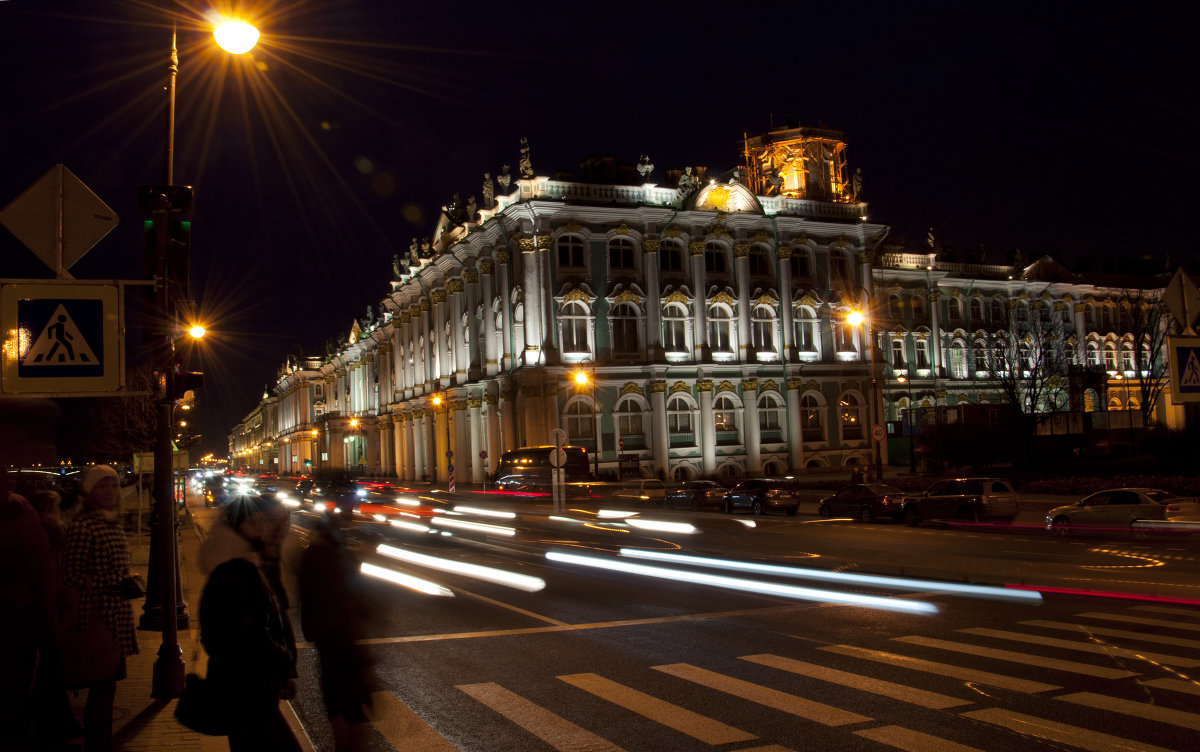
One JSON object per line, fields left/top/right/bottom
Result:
{"left": 1, "top": 468, "right": 376, "bottom": 752}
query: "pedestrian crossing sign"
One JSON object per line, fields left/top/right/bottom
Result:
{"left": 1, "top": 282, "right": 121, "bottom": 394}
{"left": 1167, "top": 335, "right": 1200, "bottom": 404}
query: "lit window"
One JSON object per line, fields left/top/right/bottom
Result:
{"left": 751, "top": 305, "right": 775, "bottom": 351}
{"left": 795, "top": 306, "right": 819, "bottom": 353}
{"left": 559, "top": 300, "right": 590, "bottom": 354}
{"left": 708, "top": 306, "right": 733, "bottom": 353}
{"left": 801, "top": 394, "right": 824, "bottom": 442}
{"left": 840, "top": 394, "right": 863, "bottom": 440}
{"left": 565, "top": 400, "right": 595, "bottom": 443}
{"left": 758, "top": 393, "right": 782, "bottom": 432}
{"left": 662, "top": 303, "right": 689, "bottom": 354}
{"left": 667, "top": 396, "right": 693, "bottom": 435}
{"left": 610, "top": 302, "right": 641, "bottom": 355}
{"left": 892, "top": 339, "right": 906, "bottom": 370}
{"left": 915, "top": 339, "right": 930, "bottom": 370}
{"left": 950, "top": 341, "right": 967, "bottom": 379}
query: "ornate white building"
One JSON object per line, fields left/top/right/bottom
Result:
{"left": 229, "top": 125, "right": 1179, "bottom": 480}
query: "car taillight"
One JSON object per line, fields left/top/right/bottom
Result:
{"left": 1167, "top": 504, "right": 1180, "bottom": 512}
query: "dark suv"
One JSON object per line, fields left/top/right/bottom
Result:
{"left": 900, "top": 477, "right": 1020, "bottom": 525}
{"left": 722, "top": 478, "right": 801, "bottom": 516}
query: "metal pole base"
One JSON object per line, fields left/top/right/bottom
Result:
{"left": 150, "top": 640, "right": 186, "bottom": 699}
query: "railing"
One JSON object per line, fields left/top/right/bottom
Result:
{"left": 669, "top": 433, "right": 695, "bottom": 447}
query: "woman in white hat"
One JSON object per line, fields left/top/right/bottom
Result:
{"left": 61, "top": 465, "right": 137, "bottom": 752}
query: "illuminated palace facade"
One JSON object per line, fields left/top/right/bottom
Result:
{"left": 229, "top": 126, "right": 1177, "bottom": 480}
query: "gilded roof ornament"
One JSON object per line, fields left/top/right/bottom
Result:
{"left": 710, "top": 290, "right": 736, "bottom": 306}
{"left": 715, "top": 380, "right": 737, "bottom": 394}
{"left": 760, "top": 379, "right": 779, "bottom": 393}
{"left": 669, "top": 381, "right": 691, "bottom": 395}
{"left": 612, "top": 224, "right": 631, "bottom": 236}
{"left": 619, "top": 382, "right": 645, "bottom": 397}
{"left": 662, "top": 289, "right": 690, "bottom": 305}
{"left": 561, "top": 221, "right": 585, "bottom": 235}
{"left": 563, "top": 288, "right": 591, "bottom": 303}
{"left": 662, "top": 226, "right": 686, "bottom": 238}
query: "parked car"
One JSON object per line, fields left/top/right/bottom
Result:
{"left": 722, "top": 478, "right": 801, "bottom": 516}
{"left": 613, "top": 478, "right": 667, "bottom": 503}
{"left": 1045, "top": 488, "right": 1179, "bottom": 535}
{"left": 665, "top": 480, "right": 727, "bottom": 509}
{"left": 1165, "top": 498, "right": 1200, "bottom": 522}
{"left": 817, "top": 483, "right": 905, "bottom": 522}
{"left": 901, "top": 477, "right": 1020, "bottom": 525}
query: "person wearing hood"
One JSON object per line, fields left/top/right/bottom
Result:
{"left": 61, "top": 465, "right": 137, "bottom": 752}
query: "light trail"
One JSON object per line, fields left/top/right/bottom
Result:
{"left": 360, "top": 562, "right": 453, "bottom": 596}
{"left": 376, "top": 543, "right": 545, "bottom": 591}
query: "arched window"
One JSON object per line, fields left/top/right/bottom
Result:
{"left": 751, "top": 304, "right": 776, "bottom": 352}
{"left": 662, "top": 302, "right": 689, "bottom": 354}
{"left": 667, "top": 395, "right": 694, "bottom": 446}
{"left": 948, "top": 297, "right": 962, "bottom": 321}
{"left": 887, "top": 295, "right": 902, "bottom": 319}
{"left": 614, "top": 397, "right": 645, "bottom": 449}
{"left": 610, "top": 302, "right": 641, "bottom": 355}
{"left": 1086, "top": 341, "right": 1101, "bottom": 367}
{"left": 833, "top": 316, "right": 857, "bottom": 354}
{"left": 1103, "top": 342, "right": 1118, "bottom": 371}
{"left": 949, "top": 340, "right": 968, "bottom": 379}
{"left": 1140, "top": 342, "right": 1153, "bottom": 375}
{"left": 970, "top": 298, "right": 983, "bottom": 323}
{"left": 708, "top": 305, "right": 734, "bottom": 354}
{"left": 608, "top": 237, "right": 635, "bottom": 270}
{"left": 704, "top": 242, "right": 728, "bottom": 275}
{"left": 1084, "top": 389, "right": 1097, "bottom": 412}
{"left": 839, "top": 393, "right": 863, "bottom": 440}
{"left": 1015, "top": 302, "right": 1029, "bottom": 323}
{"left": 1120, "top": 342, "right": 1135, "bottom": 372}
{"left": 557, "top": 235, "right": 585, "bottom": 268}
{"left": 915, "top": 338, "right": 931, "bottom": 370}
{"left": 758, "top": 393, "right": 783, "bottom": 440}
{"left": 1085, "top": 305, "right": 1096, "bottom": 329}
{"left": 795, "top": 306, "right": 819, "bottom": 353}
{"left": 1100, "top": 305, "right": 1113, "bottom": 331}
{"left": 892, "top": 338, "right": 906, "bottom": 370}
{"left": 559, "top": 300, "right": 590, "bottom": 354}
{"left": 712, "top": 394, "right": 739, "bottom": 444}
{"left": 789, "top": 251, "right": 810, "bottom": 279}
{"left": 800, "top": 394, "right": 825, "bottom": 442}
{"left": 911, "top": 295, "right": 926, "bottom": 320}
{"left": 991, "top": 299, "right": 1004, "bottom": 325}
{"left": 565, "top": 399, "right": 594, "bottom": 443}
{"left": 829, "top": 250, "right": 851, "bottom": 283}
{"left": 748, "top": 246, "right": 772, "bottom": 276}
{"left": 659, "top": 239, "right": 684, "bottom": 273}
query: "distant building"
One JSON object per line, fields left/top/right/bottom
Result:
{"left": 229, "top": 126, "right": 1179, "bottom": 480}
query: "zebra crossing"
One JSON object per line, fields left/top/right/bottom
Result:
{"left": 362, "top": 604, "right": 1200, "bottom": 752}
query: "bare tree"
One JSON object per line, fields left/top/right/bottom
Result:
{"left": 84, "top": 362, "right": 158, "bottom": 462}
{"left": 1120, "top": 287, "right": 1175, "bottom": 427}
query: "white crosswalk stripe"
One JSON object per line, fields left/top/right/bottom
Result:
{"left": 1141, "top": 677, "right": 1200, "bottom": 696}
{"left": 457, "top": 681, "right": 626, "bottom": 751}
{"left": 962, "top": 708, "right": 1179, "bottom": 752}
{"left": 1078, "top": 611, "right": 1200, "bottom": 632}
{"left": 1057, "top": 691, "right": 1200, "bottom": 730}
{"left": 1020, "top": 619, "right": 1200, "bottom": 649}
{"left": 958, "top": 627, "right": 1200, "bottom": 667}
{"left": 741, "top": 653, "right": 970, "bottom": 709}
{"left": 854, "top": 725, "right": 986, "bottom": 752}
{"left": 819, "top": 644, "right": 1060, "bottom": 693}
{"left": 892, "top": 635, "right": 1139, "bottom": 678}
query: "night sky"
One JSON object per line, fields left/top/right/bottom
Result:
{"left": 1, "top": 0, "right": 1196, "bottom": 461}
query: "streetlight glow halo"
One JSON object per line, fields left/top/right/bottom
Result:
{"left": 213, "top": 20, "right": 260, "bottom": 55}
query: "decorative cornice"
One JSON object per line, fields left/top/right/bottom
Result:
{"left": 662, "top": 289, "right": 690, "bottom": 305}
{"left": 431, "top": 289, "right": 448, "bottom": 304}
{"left": 560, "top": 221, "right": 585, "bottom": 235}
{"left": 614, "top": 289, "right": 641, "bottom": 304}
{"left": 688, "top": 241, "right": 706, "bottom": 256}
{"left": 619, "top": 382, "right": 645, "bottom": 398}
{"left": 751, "top": 230, "right": 771, "bottom": 243}
{"left": 648, "top": 380, "right": 667, "bottom": 393}
{"left": 795, "top": 292, "right": 820, "bottom": 308}
{"left": 463, "top": 268, "right": 479, "bottom": 284}
{"left": 710, "top": 290, "right": 736, "bottom": 306}
{"left": 761, "top": 379, "right": 779, "bottom": 393}
{"left": 662, "top": 227, "right": 685, "bottom": 239}
{"left": 447, "top": 278, "right": 464, "bottom": 293}
{"left": 752, "top": 293, "right": 778, "bottom": 307}
{"left": 563, "top": 288, "right": 591, "bottom": 303}
{"left": 715, "top": 380, "right": 737, "bottom": 394}
{"left": 696, "top": 379, "right": 714, "bottom": 392}
{"left": 642, "top": 238, "right": 660, "bottom": 253}
{"left": 612, "top": 224, "right": 631, "bottom": 236}
{"left": 669, "top": 381, "right": 691, "bottom": 395}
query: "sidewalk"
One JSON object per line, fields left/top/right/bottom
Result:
{"left": 68, "top": 492, "right": 295, "bottom": 752}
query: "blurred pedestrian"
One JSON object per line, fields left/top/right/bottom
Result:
{"left": 61, "top": 465, "right": 137, "bottom": 752}
{"left": 0, "top": 478, "right": 55, "bottom": 750}
{"left": 30, "top": 490, "right": 81, "bottom": 749}
{"left": 300, "top": 494, "right": 374, "bottom": 752}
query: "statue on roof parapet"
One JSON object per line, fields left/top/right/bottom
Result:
{"left": 519, "top": 138, "right": 534, "bottom": 178}
{"left": 851, "top": 167, "right": 863, "bottom": 202}
{"left": 637, "top": 155, "right": 655, "bottom": 181}
{"left": 677, "top": 166, "right": 700, "bottom": 198}
{"left": 497, "top": 165, "right": 512, "bottom": 193}
{"left": 482, "top": 173, "right": 494, "bottom": 208}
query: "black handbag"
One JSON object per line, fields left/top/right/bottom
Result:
{"left": 120, "top": 574, "right": 146, "bottom": 599}
{"left": 174, "top": 673, "right": 228, "bottom": 736}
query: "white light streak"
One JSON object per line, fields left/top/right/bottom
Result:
{"left": 392, "top": 496, "right": 421, "bottom": 507}
{"left": 430, "top": 517, "right": 516, "bottom": 536}
{"left": 453, "top": 506, "right": 517, "bottom": 519}
{"left": 624, "top": 519, "right": 697, "bottom": 534}
{"left": 280, "top": 498, "right": 300, "bottom": 508}
{"left": 618, "top": 550, "right": 1042, "bottom": 603}
{"left": 377, "top": 544, "right": 545, "bottom": 591}
{"left": 389, "top": 519, "right": 432, "bottom": 533}
{"left": 360, "top": 562, "right": 453, "bottom": 596}
{"left": 737, "top": 520, "right": 757, "bottom": 528}
{"left": 373, "top": 513, "right": 387, "bottom": 522}
{"left": 546, "top": 552, "right": 937, "bottom": 614}
{"left": 597, "top": 510, "right": 636, "bottom": 519}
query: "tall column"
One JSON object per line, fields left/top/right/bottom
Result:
{"left": 649, "top": 380, "right": 668, "bottom": 478}
{"left": 497, "top": 250, "right": 513, "bottom": 370}
{"left": 499, "top": 377, "right": 519, "bottom": 454}
{"left": 690, "top": 242, "right": 709, "bottom": 360}
{"left": 378, "top": 344, "right": 393, "bottom": 409}
{"left": 464, "top": 268, "right": 481, "bottom": 378}
{"left": 412, "top": 412, "right": 428, "bottom": 481}
{"left": 521, "top": 236, "right": 542, "bottom": 365}
{"left": 378, "top": 419, "right": 392, "bottom": 476}
{"left": 391, "top": 414, "right": 404, "bottom": 479}
{"left": 698, "top": 380, "right": 715, "bottom": 475}
{"left": 481, "top": 259, "right": 498, "bottom": 377}
{"left": 485, "top": 393, "right": 502, "bottom": 474}
{"left": 469, "top": 396, "right": 485, "bottom": 484}
{"left": 928, "top": 288, "right": 943, "bottom": 374}
{"left": 734, "top": 242, "right": 752, "bottom": 360}
{"left": 786, "top": 377, "right": 804, "bottom": 470}
{"left": 453, "top": 398, "right": 470, "bottom": 483}
{"left": 536, "top": 233, "right": 553, "bottom": 359}
{"left": 742, "top": 379, "right": 761, "bottom": 474}
{"left": 1073, "top": 301, "right": 1087, "bottom": 364}
{"left": 448, "top": 278, "right": 467, "bottom": 383}
{"left": 643, "top": 238, "right": 663, "bottom": 359}
{"left": 778, "top": 245, "right": 796, "bottom": 360}
{"left": 432, "top": 288, "right": 449, "bottom": 385}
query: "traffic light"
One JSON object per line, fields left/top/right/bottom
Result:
{"left": 172, "top": 371, "right": 203, "bottom": 401}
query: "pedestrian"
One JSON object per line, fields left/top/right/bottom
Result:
{"left": 198, "top": 495, "right": 300, "bottom": 751}
{"left": 60, "top": 465, "right": 138, "bottom": 752}
{"left": 300, "top": 493, "right": 374, "bottom": 752}
{"left": 0, "top": 477, "right": 55, "bottom": 750}
{"left": 30, "top": 489, "right": 82, "bottom": 749}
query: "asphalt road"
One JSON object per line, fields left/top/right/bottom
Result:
{"left": 270, "top": 490, "right": 1200, "bottom": 752}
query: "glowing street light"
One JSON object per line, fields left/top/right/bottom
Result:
{"left": 213, "top": 20, "right": 260, "bottom": 55}
{"left": 187, "top": 323, "right": 206, "bottom": 339}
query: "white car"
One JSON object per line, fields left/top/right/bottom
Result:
{"left": 1165, "top": 498, "right": 1200, "bottom": 522}
{"left": 1045, "top": 488, "right": 1178, "bottom": 535}
{"left": 613, "top": 478, "right": 667, "bottom": 503}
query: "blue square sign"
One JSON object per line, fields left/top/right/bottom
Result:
{"left": 1168, "top": 336, "right": 1200, "bottom": 403}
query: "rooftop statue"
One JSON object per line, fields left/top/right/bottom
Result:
{"left": 851, "top": 167, "right": 863, "bottom": 202}
{"left": 392, "top": 253, "right": 405, "bottom": 281}
{"left": 466, "top": 195, "right": 477, "bottom": 222}
{"left": 482, "top": 172, "right": 494, "bottom": 208}
{"left": 497, "top": 165, "right": 512, "bottom": 192}
{"left": 677, "top": 166, "right": 700, "bottom": 198}
{"left": 636, "top": 154, "right": 655, "bottom": 181}
{"left": 519, "top": 138, "right": 534, "bottom": 179}
{"left": 409, "top": 238, "right": 420, "bottom": 264}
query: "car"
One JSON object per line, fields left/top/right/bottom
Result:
{"left": 613, "top": 478, "right": 667, "bottom": 503}
{"left": 1045, "top": 488, "right": 1181, "bottom": 535}
{"left": 817, "top": 483, "right": 906, "bottom": 522}
{"left": 664, "top": 480, "right": 727, "bottom": 508}
{"left": 1165, "top": 498, "right": 1200, "bottom": 522}
{"left": 722, "top": 478, "right": 800, "bottom": 516}
{"left": 901, "top": 477, "right": 1020, "bottom": 525}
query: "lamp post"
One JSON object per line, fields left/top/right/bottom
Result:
{"left": 846, "top": 308, "right": 885, "bottom": 481}
{"left": 142, "top": 12, "right": 258, "bottom": 699}
{"left": 572, "top": 360, "right": 599, "bottom": 479}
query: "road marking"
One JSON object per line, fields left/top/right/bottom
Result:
{"left": 819, "top": 644, "right": 1060, "bottom": 693}
{"left": 741, "top": 654, "right": 969, "bottom": 709}
{"left": 457, "top": 681, "right": 625, "bottom": 751}
{"left": 1141, "top": 677, "right": 1200, "bottom": 696}
{"left": 356, "top": 604, "right": 812, "bottom": 645}
{"left": 282, "top": 700, "right": 317, "bottom": 752}
{"left": 558, "top": 672, "right": 757, "bottom": 744}
{"left": 959, "top": 627, "right": 1200, "bottom": 667}
{"left": 651, "top": 663, "right": 871, "bottom": 726}
{"left": 893, "top": 636, "right": 1138, "bottom": 679}
{"left": 1057, "top": 691, "right": 1200, "bottom": 730}
{"left": 1133, "top": 605, "right": 1200, "bottom": 618}
{"left": 369, "top": 691, "right": 458, "bottom": 751}
{"left": 1080, "top": 611, "right": 1200, "bottom": 632}
{"left": 961, "top": 708, "right": 1177, "bottom": 752}
{"left": 855, "top": 725, "right": 985, "bottom": 752}
{"left": 452, "top": 585, "right": 569, "bottom": 625}
{"left": 1021, "top": 619, "right": 1200, "bottom": 649}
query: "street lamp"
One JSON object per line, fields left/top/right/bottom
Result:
{"left": 144, "top": 11, "right": 258, "bottom": 699}
{"left": 846, "top": 308, "right": 884, "bottom": 481}
{"left": 572, "top": 360, "right": 599, "bottom": 479}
